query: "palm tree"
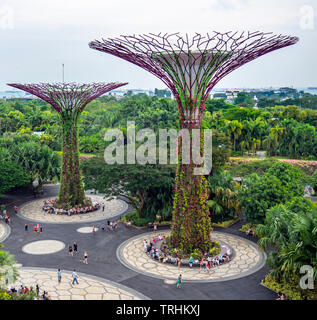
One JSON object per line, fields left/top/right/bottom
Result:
{"left": 226, "top": 120, "right": 244, "bottom": 151}
{"left": 0, "top": 245, "right": 19, "bottom": 287}
{"left": 208, "top": 171, "right": 241, "bottom": 222}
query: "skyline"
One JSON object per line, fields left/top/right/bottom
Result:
{"left": 0, "top": 0, "right": 316, "bottom": 91}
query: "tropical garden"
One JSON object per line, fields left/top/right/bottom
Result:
{"left": 1, "top": 89, "right": 317, "bottom": 299}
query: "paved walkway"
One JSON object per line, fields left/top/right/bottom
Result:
{"left": 11, "top": 267, "right": 149, "bottom": 300}
{"left": 118, "top": 231, "right": 266, "bottom": 282}
{"left": 18, "top": 195, "right": 128, "bottom": 224}
{"left": 0, "top": 184, "right": 276, "bottom": 300}
{"left": 0, "top": 221, "right": 10, "bottom": 242}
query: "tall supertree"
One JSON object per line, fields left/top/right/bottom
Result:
{"left": 89, "top": 32, "right": 298, "bottom": 253}
{"left": 7, "top": 82, "right": 127, "bottom": 207}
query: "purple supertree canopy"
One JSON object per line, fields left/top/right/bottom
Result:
{"left": 7, "top": 82, "right": 128, "bottom": 113}
{"left": 89, "top": 32, "right": 299, "bottom": 103}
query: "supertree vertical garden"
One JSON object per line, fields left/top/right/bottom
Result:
{"left": 7, "top": 82, "right": 127, "bottom": 207}
{"left": 89, "top": 32, "right": 298, "bottom": 253}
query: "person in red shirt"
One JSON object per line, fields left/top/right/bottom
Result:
{"left": 34, "top": 226, "right": 38, "bottom": 235}
{"left": 14, "top": 206, "right": 18, "bottom": 213}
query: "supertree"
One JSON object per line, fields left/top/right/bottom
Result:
{"left": 7, "top": 82, "right": 127, "bottom": 207}
{"left": 89, "top": 31, "right": 298, "bottom": 253}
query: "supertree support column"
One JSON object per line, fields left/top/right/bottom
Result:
{"left": 7, "top": 82, "right": 127, "bottom": 207}
{"left": 89, "top": 32, "right": 298, "bottom": 253}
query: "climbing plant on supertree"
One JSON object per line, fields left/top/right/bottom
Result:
{"left": 89, "top": 32, "right": 298, "bottom": 253}
{"left": 7, "top": 82, "right": 127, "bottom": 207}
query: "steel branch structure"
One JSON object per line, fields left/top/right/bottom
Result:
{"left": 7, "top": 82, "right": 128, "bottom": 207}
{"left": 89, "top": 32, "right": 298, "bottom": 253}
{"left": 89, "top": 32, "right": 298, "bottom": 128}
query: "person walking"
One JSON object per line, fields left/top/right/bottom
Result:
{"left": 83, "top": 251, "right": 88, "bottom": 264}
{"left": 57, "top": 269, "right": 62, "bottom": 283}
{"left": 34, "top": 225, "right": 38, "bottom": 235}
{"left": 72, "top": 270, "right": 79, "bottom": 285}
{"left": 68, "top": 245, "right": 73, "bottom": 256}
{"left": 177, "top": 274, "right": 182, "bottom": 288}
{"left": 92, "top": 225, "right": 96, "bottom": 235}
{"left": 24, "top": 224, "right": 28, "bottom": 234}
{"left": 102, "top": 203, "right": 105, "bottom": 212}
{"left": 40, "top": 226, "right": 43, "bottom": 234}
{"left": 36, "top": 284, "right": 40, "bottom": 296}
{"left": 73, "top": 241, "right": 78, "bottom": 254}
{"left": 14, "top": 206, "right": 18, "bottom": 214}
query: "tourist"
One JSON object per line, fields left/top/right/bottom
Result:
{"left": 73, "top": 241, "right": 78, "bottom": 254}
{"left": 143, "top": 240, "right": 148, "bottom": 253}
{"left": 84, "top": 251, "right": 88, "bottom": 264}
{"left": 40, "top": 226, "right": 43, "bottom": 233}
{"left": 69, "top": 244, "right": 73, "bottom": 256}
{"left": 92, "top": 225, "right": 96, "bottom": 235}
{"left": 175, "top": 257, "right": 181, "bottom": 269}
{"left": 57, "top": 269, "right": 62, "bottom": 283}
{"left": 177, "top": 274, "right": 182, "bottom": 288}
{"left": 189, "top": 256, "right": 194, "bottom": 268}
{"left": 14, "top": 206, "right": 18, "bottom": 214}
{"left": 153, "top": 221, "right": 158, "bottom": 232}
{"left": 102, "top": 203, "right": 105, "bottom": 211}
{"left": 36, "top": 284, "right": 40, "bottom": 296}
{"left": 246, "top": 228, "right": 254, "bottom": 236}
{"left": 72, "top": 270, "right": 79, "bottom": 285}
{"left": 205, "top": 260, "right": 211, "bottom": 274}
{"left": 24, "top": 224, "right": 28, "bottom": 233}
{"left": 34, "top": 225, "right": 38, "bottom": 235}
{"left": 109, "top": 221, "right": 113, "bottom": 230}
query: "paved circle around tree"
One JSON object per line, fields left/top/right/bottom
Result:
{"left": 11, "top": 267, "right": 150, "bottom": 300}
{"left": 0, "top": 221, "right": 11, "bottom": 242}
{"left": 18, "top": 195, "right": 128, "bottom": 224}
{"left": 117, "top": 230, "right": 266, "bottom": 282}
{"left": 22, "top": 240, "right": 66, "bottom": 255}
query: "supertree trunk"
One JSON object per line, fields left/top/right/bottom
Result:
{"left": 58, "top": 117, "right": 85, "bottom": 206}
{"left": 89, "top": 31, "right": 298, "bottom": 253}
{"left": 171, "top": 157, "right": 211, "bottom": 253}
{"left": 7, "top": 82, "right": 128, "bottom": 208}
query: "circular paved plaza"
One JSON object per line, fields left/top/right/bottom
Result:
{"left": 117, "top": 231, "right": 266, "bottom": 282}
{"left": 11, "top": 267, "right": 150, "bottom": 300}
{"left": 18, "top": 195, "right": 128, "bottom": 224}
{"left": 0, "top": 222, "right": 10, "bottom": 242}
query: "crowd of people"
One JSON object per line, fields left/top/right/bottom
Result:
{"left": 42, "top": 199, "right": 103, "bottom": 216}
{"left": 143, "top": 234, "right": 231, "bottom": 270}
{"left": 7, "top": 284, "right": 51, "bottom": 300}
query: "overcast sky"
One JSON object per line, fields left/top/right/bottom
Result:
{"left": 0, "top": 0, "right": 316, "bottom": 91}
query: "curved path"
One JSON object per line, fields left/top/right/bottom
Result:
{"left": 118, "top": 231, "right": 266, "bottom": 282}
{"left": 12, "top": 267, "right": 149, "bottom": 300}
{"left": 0, "top": 221, "right": 11, "bottom": 242}
{"left": 0, "top": 184, "right": 275, "bottom": 300}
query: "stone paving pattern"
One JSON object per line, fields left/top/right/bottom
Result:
{"left": 118, "top": 231, "right": 266, "bottom": 282}
{"left": 11, "top": 267, "right": 149, "bottom": 300}
{"left": 0, "top": 221, "right": 10, "bottom": 242}
{"left": 18, "top": 195, "right": 128, "bottom": 224}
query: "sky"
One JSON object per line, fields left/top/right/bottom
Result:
{"left": 0, "top": 0, "right": 316, "bottom": 91}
